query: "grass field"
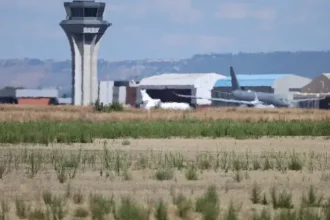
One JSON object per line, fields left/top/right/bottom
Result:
{"left": 0, "top": 120, "right": 330, "bottom": 144}
{"left": 1, "top": 138, "right": 330, "bottom": 220}
{"left": 0, "top": 104, "right": 330, "bottom": 122}
{"left": 1, "top": 105, "right": 330, "bottom": 219}
{"left": 1, "top": 104, "right": 330, "bottom": 144}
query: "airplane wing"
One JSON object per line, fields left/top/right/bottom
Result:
{"left": 173, "top": 92, "right": 260, "bottom": 106}
{"left": 290, "top": 96, "right": 327, "bottom": 103}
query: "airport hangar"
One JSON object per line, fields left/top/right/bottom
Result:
{"left": 136, "top": 73, "right": 226, "bottom": 106}
{"left": 212, "top": 74, "right": 312, "bottom": 106}
{"left": 297, "top": 73, "right": 330, "bottom": 109}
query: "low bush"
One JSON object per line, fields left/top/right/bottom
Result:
{"left": 94, "top": 100, "right": 124, "bottom": 112}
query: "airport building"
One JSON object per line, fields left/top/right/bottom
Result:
{"left": 300, "top": 73, "right": 330, "bottom": 94}
{"left": 0, "top": 87, "right": 17, "bottom": 104}
{"left": 137, "top": 73, "right": 226, "bottom": 106}
{"left": 0, "top": 88, "right": 59, "bottom": 105}
{"left": 16, "top": 89, "right": 59, "bottom": 105}
{"left": 296, "top": 73, "right": 330, "bottom": 109}
{"left": 212, "top": 74, "right": 311, "bottom": 105}
{"left": 98, "top": 80, "right": 138, "bottom": 106}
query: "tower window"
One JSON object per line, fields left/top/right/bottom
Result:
{"left": 70, "top": 7, "right": 98, "bottom": 17}
{"left": 84, "top": 8, "right": 98, "bottom": 17}
{"left": 71, "top": 8, "right": 84, "bottom": 17}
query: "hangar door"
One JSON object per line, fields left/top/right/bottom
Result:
{"left": 146, "top": 89, "right": 193, "bottom": 104}
{"left": 319, "top": 97, "right": 330, "bottom": 109}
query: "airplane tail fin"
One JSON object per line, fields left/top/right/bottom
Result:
{"left": 230, "top": 66, "right": 241, "bottom": 91}
{"left": 140, "top": 89, "right": 153, "bottom": 103}
{"left": 254, "top": 92, "right": 259, "bottom": 102}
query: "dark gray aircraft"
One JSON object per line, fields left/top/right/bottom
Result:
{"left": 174, "top": 66, "right": 325, "bottom": 108}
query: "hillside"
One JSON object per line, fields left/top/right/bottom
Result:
{"left": 1, "top": 51, "right": 330, "bottom": 94}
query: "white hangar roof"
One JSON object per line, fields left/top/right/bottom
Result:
{"left": 323, "top": 73, "right": 330, "bottom": 79}
{"left": 139, "top": 73, "right": 226, "bottom": 87}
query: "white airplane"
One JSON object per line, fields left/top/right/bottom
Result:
{"left": 140, "top": 89, "right": 192, "bottom": 110}
{"left": 249, "top": 93, "right": 275, "bottom": 108}
{"left": 173, "top": 91, "right": 275, "bottom": 109}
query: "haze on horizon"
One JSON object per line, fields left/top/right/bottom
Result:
{"left": 0, "top": 0, "right": 329, "bottom": 61}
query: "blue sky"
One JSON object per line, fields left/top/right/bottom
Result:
{"left": 0, "top": 0, "right": 329, "bottom": 61}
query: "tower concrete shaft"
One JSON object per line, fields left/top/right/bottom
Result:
{"left": 60, "top": 0, "right": 111, "bottom": 106}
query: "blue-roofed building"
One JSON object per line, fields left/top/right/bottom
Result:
{"left": 212, "top": 73, "right": 312, "bottom": 102}
{"left": 214, "top": 74, "right": 289, "bottom": 87}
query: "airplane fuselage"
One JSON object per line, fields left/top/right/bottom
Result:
{"left": 232, "top": 90, "right": 289, "bottom": 107}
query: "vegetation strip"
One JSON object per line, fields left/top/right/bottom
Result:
{"left": 0, "top": 120, "right": 330, "bottom": 143}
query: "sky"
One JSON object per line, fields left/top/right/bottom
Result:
{"left": 0, "top": 0, "right": 329, "bottom": 61}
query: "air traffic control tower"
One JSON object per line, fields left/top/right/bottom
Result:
{"left": 60, "top": 0, "right": 111, "bottom": 106}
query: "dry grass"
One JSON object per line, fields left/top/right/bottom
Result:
{"left": 1, "top": 137, "right": 330, "bottom": 219}
{"left": 0, "top": 104, "right": 329, "bottom": 122}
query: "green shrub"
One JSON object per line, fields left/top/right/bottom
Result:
{"left": 72, "top": 190, "right": 85, "bottom": 205}
{"left": 74, "top": 207, "right": 89, "bottom": 218}
{"left": 155, "top": 199, "right": 168, "bottom": 220}
{"left": 301, "top": 185, "right": 324, "bottom": 207}
{"left": 15, "top": 198, "right": 30, "bottom": 219}
{"left": 195, "top": 186, "right": 220, "bottom": 220}
{"left": 270, "top": 187, "right": 294, "bottom": 209}
{"left": 28, "top": 208, "right": 45, "bottom": 220}
{"left": 118, "top": 197, "right": 148, "bottom": 220}
{"left": 155, "top": 168, "right": 174, "bottom": 181}
{"left": 250, "top": 182, "right": 262, "bottom": 204}
{"left": 94, "top": 100, "right": 124, "bottom": 112}
{"left": 172, "top": 194, "right": 193, "bottom": 218}
{"left": 89, "top": 194, "right": 114, "bottom": 220}
{"left": 223, "top": 201, "right": 239, "bottom": 220}
{"left": 185, "top": 166, "right": 198, "bottom": 180}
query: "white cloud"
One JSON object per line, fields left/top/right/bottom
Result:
{"left": 0, "top": 0, "right": 59, "bottom": 12}
{"left": 215, "top": 3, "right": 276, "bottom": 20}
{"left": 106, "top": 0, "right": 201, "bottom": 23}
{"left": 153, "top": 0, "right": 201, "bottom": 23}
{"left": 160, "top": 34, "right": 234, "bottom": 52}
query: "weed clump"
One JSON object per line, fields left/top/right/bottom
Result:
{"left": 118, "top": 197, "right": 148, "bottom": 220}
{"left": 94, "top": 101, "right": 124, "bottom": 112}
{"left": 28, "top": 208, "right": 45, "bottom": 220}
{"left": 155, "top": 168, "right": 174, "bottom": 181}
{"left": 185, "top": 166, "right": 198, "bottom": 180}
{"left": 73, "top": 190, "right": 85, "bottom": 205}
{"left": 154, "top": 199, "right": 168, "bottom": 220}
{"left": 74, "top": 207, "right": 89, "bottom": 218}
{"left": 195, "top": 185, "right": 220, "bottom": 220}
{"left": 250, "top": 182, "right": 262, "bottom": 204}
{"left": 301, "top": 185, "right": 324, "bottom": 207}
{"left": 89, "top": 194, "right": 114, "bottom": 220}
{"left": 15, "top": 198, "right": 30, "bottom": 219}
{"left": 270, "top": 187, "right": 294, "bottom": 209}
{"left": 173, "top": 193, "right": 193, "bottom": 218}
{"left": 223, "top": 201, "right": 240, "bottom": 220}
